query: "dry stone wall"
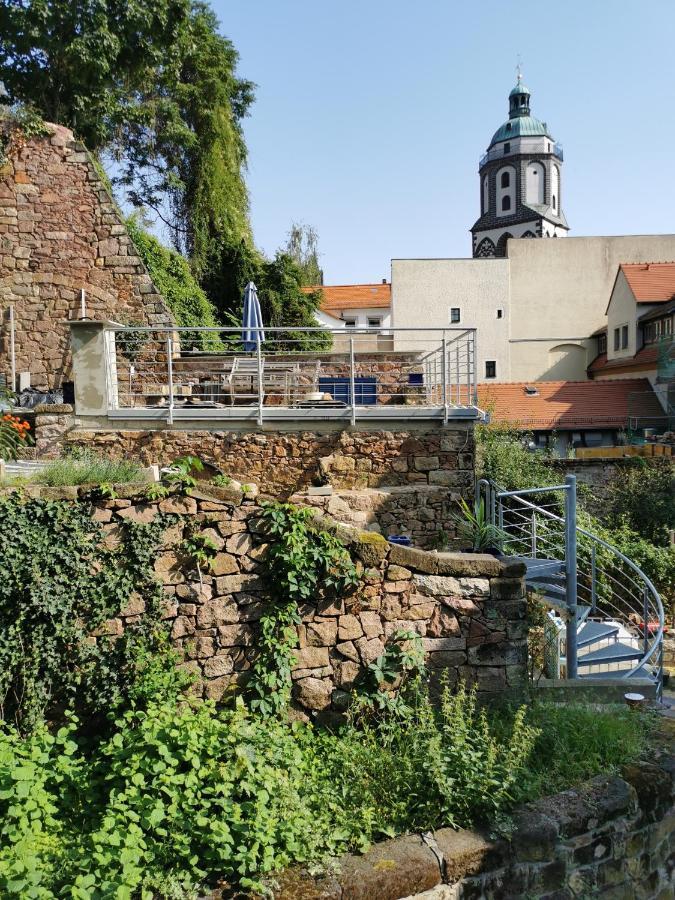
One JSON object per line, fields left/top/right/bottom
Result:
{"left": 10, "top": 481, "right": 527, "bottom": 714}
{"left": 267, "top": 751, "right": 675, "bottom": 899}
{"left": 0, "top": 122, "right": 173, "bottom": 388}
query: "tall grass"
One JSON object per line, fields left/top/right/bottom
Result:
{"left": 36, "top": 452, "right": 144, "bottom": 486}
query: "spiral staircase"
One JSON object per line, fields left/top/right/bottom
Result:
{"left": 479, "top": 477, "right": 665, "bottom": 699}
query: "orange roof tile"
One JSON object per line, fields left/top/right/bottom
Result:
{"left": 588, "top": 345, "right": 660, "bottom": 375}
{"left": 302, "top": 283, "right": 391, "bottom": 312}
{"left": 619, "top": 263, "right": 675, "bottom": 303}
{"left": 477, "top": 379, "right": 664, "bottom": 430}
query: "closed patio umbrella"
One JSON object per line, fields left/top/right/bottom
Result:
{"left": 241, "top": 281, "right": 265, "bottom": 352}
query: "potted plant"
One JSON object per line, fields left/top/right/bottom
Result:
{"left": 451, "top": 497, "right": 507, "bottom": 555}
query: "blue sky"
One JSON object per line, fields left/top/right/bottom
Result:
{"left": 214, "top": 0, "right": 675, "bottom": 284}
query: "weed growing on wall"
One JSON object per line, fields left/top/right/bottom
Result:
{"left": 248, "top": 502, "right": 358, "bottom": 716}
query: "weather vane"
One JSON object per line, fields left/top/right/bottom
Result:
{"left": 516, "top": 55, "right": 523, "bottom": 83}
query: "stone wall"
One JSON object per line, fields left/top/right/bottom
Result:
{"left": 7, "top": 481, "right": 527, "bottom": 714}
{"left": 61, "top": 422, "right": 475, "bottom": 494}
{"left": 546, "top": 457, "right": 673, "bottom": 509}
{"left": 269, "top": 750, "right": 675, "bottom": 899}
{"left": 0, "top": 122, "right": 173, "bottom": 389}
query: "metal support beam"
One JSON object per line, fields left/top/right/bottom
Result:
{"left": 564, "top": 474, "right": 578, "bottom": 679}
{"left": 166, "top": 335, "right": 174, "bottom": 426}
{"left": 349, "top": 336, "right": 356, "bottom": 427}
{"left": 256, "top": 336, "right": 263, "bottom": 428}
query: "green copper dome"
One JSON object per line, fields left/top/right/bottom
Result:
{"left": 490, "top": 115, "right": 551, "bottom": 145}
{"left": 509, "top": 81, "right": 530, "bottom": 97}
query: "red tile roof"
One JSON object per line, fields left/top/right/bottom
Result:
{"left": 620, "top": 263, "right": 675, "bottom": 303}
{"left": 477, "top": 380, "right": 664, "bottom": 430}
{"left": 302, "top": 283, "right": 391, "bottom": 312}
{"left": 588, "top": 345, "right": 660, "bottom": 375}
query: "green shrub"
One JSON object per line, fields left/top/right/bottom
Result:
{"left": 476, "top": 422, "right": 556, "bottom": 490}
{"left": 606, "top": 460, "right": 675, "bottom": 546}
{"left": 514, "top": 701, "right": 654, "bottom": 801}
{"left": 126, "top": 217, "right": 225, "bottom": 352}
{"left": 35, "top": 452, "right": 143, "bottom": 486}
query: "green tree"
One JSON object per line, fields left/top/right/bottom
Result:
{"left": 0, "top": 0, "right": 191, "bottom": 150}
{"left": 283, "top": 223, "right": 323, "bottom": 286}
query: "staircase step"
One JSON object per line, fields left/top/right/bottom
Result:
{"left": 529, "top": 582, "right": 566, "bottom": 601}
{"left": 579, "top": 665, "right": 657, "bottom": 683}
{"left": 577, "top": 642, "right": 643, "bottom": 666}
{"left": 521, "top": 558, "right": 565, "bottom": 578}
{"left": 577, "top": 620, "right": 620, "bottom": 649}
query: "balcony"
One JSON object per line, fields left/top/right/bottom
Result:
{"left": 479, "top": 141, "right": 563, "bottom": 168}
{"left": 70, "top": 324, "right": 483, "bottom": 426}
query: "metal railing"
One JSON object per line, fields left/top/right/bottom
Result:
{"left": 106, "top": 325, "right": 480, "bottom": 425}
{"left": 479, "top": 476, "right": 665, "bottom": 697}
{"left": 478, "top": 141, "right": 563, "bottom": 168}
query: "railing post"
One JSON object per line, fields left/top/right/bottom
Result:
{"left": 564, "top": 474, "right": 578, "bottom": 679}
{"left": 441, "top": 335, "right": 448, "bottom": 424}
{"left": 472, "top": 329, "right": 478, "bottom": 406}
{"left": 256, "top": 334, "right": 263, "bottom": 427}
{"left": 531, "top": 510, "right": 537, "bottom": 557}
{"left": 166, "top": 334, "right": 174, "bottom": 425}
{"left": 590, "top": 545, "right": 597, "bottom": 614}
{"left": 642, "top": 585, "right": 650, "bottom": 655}
{"left": 349, "top": 336, "right": 356, "bottom": 427}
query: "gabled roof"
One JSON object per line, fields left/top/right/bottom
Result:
{"left": 303, "top": 283, "right": 391, "bottom": 313}
{"left": 619, "top": 263, "right": 675, "bottom": 303}
{"left": 477, "top": 379, "right": 664, "bottom": 430}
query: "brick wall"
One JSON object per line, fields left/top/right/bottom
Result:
{"left": 7, "top": 481, "right": 528, "bottom": 716}
{"left": 0, "top": 122, "right": 173, "bottom": 389}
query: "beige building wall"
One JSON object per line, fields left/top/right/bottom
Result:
{"left": 391, "top": 258, "right": 510, "bottom": 381}
{"left": 507, "top": 234, "right": 675, "bottom": 380}
{"left": 392, "top": 235, "right": 675, "bottom": 385}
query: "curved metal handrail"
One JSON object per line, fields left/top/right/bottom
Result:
{"left": 478, "top": 478, "right": 665, "bottom": 690}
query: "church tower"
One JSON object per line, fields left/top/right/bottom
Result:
{"left": 471, "top": 73, "right": 569, "bottom": 258}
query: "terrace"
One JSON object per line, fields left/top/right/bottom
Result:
{"left": 69, "top": 322, "right": 483, "bottom": 425}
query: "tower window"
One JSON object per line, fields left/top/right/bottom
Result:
{"left": 500, "top": 172, "right": 510, "bottom": 189}
{"left": 496, "top": 309, "right": 503, "bottom": 319}
{"left": 552, "top": 194, "right": 556, "bottom": 209}
{"left": 450, "top": 308, "right": 461, "bottom": 324}
{"left": 503, "top": 142, "right": 511, "bottom": 154}
{"left": 485, "top": 360, "right": 497, "bottom": 379}
{"left": 501, "top": 196, "right": 511, "bottom": 211}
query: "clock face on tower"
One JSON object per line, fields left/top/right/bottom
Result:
{"left": 471, "top": 74, "right": 568, "bottom": 258}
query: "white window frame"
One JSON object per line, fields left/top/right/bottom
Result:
{"left": 449, "top": 307, "right": 461, "bottom": 324}
{"left": 485, "top": 360, "right": 497, "bottom": 379}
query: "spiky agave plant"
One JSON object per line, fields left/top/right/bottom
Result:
{"left": 452, "top": 497, "right": 507, "bottom": 553}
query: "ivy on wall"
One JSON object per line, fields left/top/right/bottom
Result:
{"left": 0, "top": 493, "right": 177, "bottom": 733}
{"left": 248, "top": 503, "right": 359, "bottom": 716}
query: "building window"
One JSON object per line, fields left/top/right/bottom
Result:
{"left": 496, "top": 309, "right": 503, "bottom": 319}
{"left": 613, "top": 328, "right": 620, "bottom": 351}
{"left": 485, "top": 360, "right": 497, "bottom": 379}
{"left": 500, "top": 171, "right": 510, "bottom": 189}
{"left": 367, "top": 317, "right": 381, "bottom": 328}
{"left": 621, "top": 325, "right": 628, "bottom": 349}
{"left": 504, "top": 142, "right": 511, "bottom": 154}
{"left": 501, "top": 196, "right": 511, "bottom": 211}
{"left": 450, "top": 307, "right": 461, "bottom": 324}
{"left": 344, "top": 318, "right": 356, "bottom": 328}
{"left": 598, "top": 333, "right": 607, "bottom": 354}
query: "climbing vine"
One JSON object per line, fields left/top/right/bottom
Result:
{"left": 0, "top": 494, "right": 177, "bottom": 733}
{"left": 248, "top": 503, "right": 359, "bottom": 716}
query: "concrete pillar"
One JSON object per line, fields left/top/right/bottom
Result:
{"left": 65, "top": 320, "right": 119, "bottom": 416}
